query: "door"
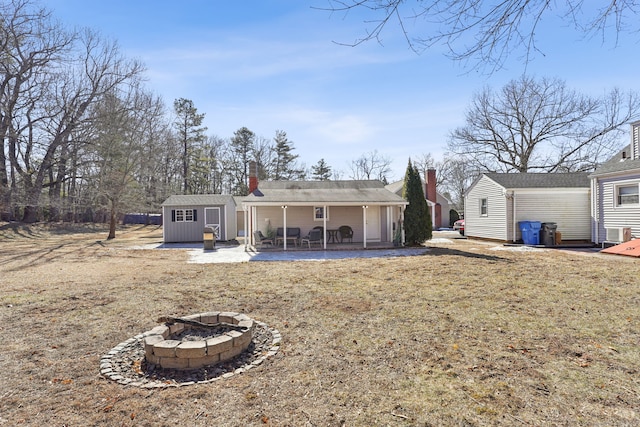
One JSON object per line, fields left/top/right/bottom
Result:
{"left": 366, "top": 206, "right": 381, "bottom": 241}
{"left": 205, "top": 207, "right": 222, "bottom": 239}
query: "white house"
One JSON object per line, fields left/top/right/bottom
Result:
{"left": 464, "top": 173, "right": 591, "bottom": 242}
{"left": 590, "top": 121, "right": 640, "bottom": 245}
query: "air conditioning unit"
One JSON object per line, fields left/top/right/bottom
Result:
{"left": 605, "top": 227, "right": 632, "bottom": 243}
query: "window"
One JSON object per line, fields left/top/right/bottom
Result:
{"left": 173, "top": 209, "right": 196, "bottom": 222}
{"left": 313, "top": 206, "right": 329, "bottom": 221}
{"left": 617, "top": 184, "right": 639, "bottom": 206}
{"left": 480, "top": 198, "right": 488, "bottom": 216}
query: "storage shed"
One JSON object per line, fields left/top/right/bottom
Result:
{"left": 464, "top": 173, "right": 591, "bottom": 242}
{"left": 161, "top": 195, "right": 237, "bottom": 243}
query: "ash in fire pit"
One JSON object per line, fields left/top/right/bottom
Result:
{"left": 144, "top": 312, "right": 254, "bottom": 370}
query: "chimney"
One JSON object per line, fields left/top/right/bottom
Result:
{"left": 248, "top": 161, "right": 259, "bottom": 193}
{"left": 425, "top": 169, "right": 436, "bottom": 203}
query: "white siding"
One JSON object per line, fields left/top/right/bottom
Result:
{"left": 593, "top": 173, "right": 640, "bottom": 243}
{"left": 254, "top": 205, "right": 370, "bottom": 242}
{"left": 513, "top": 189, "right": 591, "bottom": 240}
{"left": 465, "top": 176, "right": 509, "bottom": 240}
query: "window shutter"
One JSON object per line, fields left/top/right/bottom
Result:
{"left": 171, "top": 210, "right": 175, "bottom": 222}
{"left": 193, "top": 209, "right": 197, "bottom": 221}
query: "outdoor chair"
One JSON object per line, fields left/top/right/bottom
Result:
{"left": 253, "top": 230, "right": 273, "bottom": 248}
{"left": 301, "top": 229, "right": 323, "bottom": 248}
{"left": 338, "top": 225, "right": 353, "bottom": 243}
{"left": 276, "top": 227, "right": 301, "bottom": 246}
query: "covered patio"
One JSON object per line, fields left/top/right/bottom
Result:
{"left": 241, "top": 180, "right": 408, "bottom": 251}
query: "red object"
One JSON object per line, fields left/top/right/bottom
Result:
{"left": 601, "top": 239, "right": 640, "bottom": 257}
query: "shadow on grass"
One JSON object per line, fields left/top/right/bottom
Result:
{"left": 422, "top": 246, "right": 510, "bottom": 262}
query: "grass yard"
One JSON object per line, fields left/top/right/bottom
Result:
{"left": 0, "top": 223, "right": 638, "bottom": 426}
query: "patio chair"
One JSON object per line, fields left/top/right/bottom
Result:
{"left": 253, "top": 230, "right": 274, "bottom": 248}
{"left": 301, "top": 229, "right": 323, "bottom": 248}
{"left": 338, "top": 225, "right": 353, "bottom": 243}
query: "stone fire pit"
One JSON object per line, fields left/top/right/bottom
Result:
{"left": 143, "top": 312, "right": 254, "bottom": 370}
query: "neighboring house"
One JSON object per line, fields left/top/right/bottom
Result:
{"left": 590, "top": 121, "right": 640, "bottom": 245}
{"left": 386, "top": 169, "right": 452, "bottom": 229}
{"left": 241, "top": 178, "right": 408, "bottom": 249}
{"left": 464, "top": 173, "right": 591, "bottom": 242}
{"left": 161, "top": 195, "right": 237, "bottom": 243}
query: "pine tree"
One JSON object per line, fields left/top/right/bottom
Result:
{"left": 271, "top": 130, "right": 303, "bottom": 180}
{"left": 402, "top": 159, "right": 432, "bottom": 245}
{"left": 311, "top": 159, "right": 332, "bottom": 180}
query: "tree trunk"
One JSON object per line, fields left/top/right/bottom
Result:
{"left": 107, "top": 200, "right": 117, "bottom": 240}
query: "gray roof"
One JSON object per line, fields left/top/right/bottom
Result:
{"left": 162, "top": 194, "right": 235, "bottom": 207}
{"left": 484, "top": 172, "right": 590, "bottom": 189}
{"left": 589, "top": 145, "right": 640, "bottom": 177}
{"left": 243, "top": 180, "right": 407, "bottom": 205}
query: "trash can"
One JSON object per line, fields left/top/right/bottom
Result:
{"left": 203, "top": 227, "right": 216, "bottom": 250}
{"left": 540, "top": 222, "right": 557, "bottom": 246}
{"left": 518, "top": 221, "right": 541, "bottom": 245}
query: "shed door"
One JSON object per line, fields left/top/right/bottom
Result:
{"left": 205, "top": 207, "right": 221, "bottom": 239}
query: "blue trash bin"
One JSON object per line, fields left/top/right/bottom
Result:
{"left": 518, "top": 221, "right": 541, "bottom": 245}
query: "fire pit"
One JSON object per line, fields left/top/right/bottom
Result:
{"left": 143, "top": 312, "right": 254, "bottom": 370}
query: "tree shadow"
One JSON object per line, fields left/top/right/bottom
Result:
{"left": 421, "top": 246, "right": 511, "bottom": 262}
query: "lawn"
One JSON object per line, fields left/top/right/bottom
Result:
{"left": 0, "top": 223, "right": 638, "bottom": 426}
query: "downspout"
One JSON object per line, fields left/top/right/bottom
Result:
{"left": 512, "top": 192, "right": 517, "bottom": 242}
{"left": 592, "top": 178, "right": 599, "bottom": 244}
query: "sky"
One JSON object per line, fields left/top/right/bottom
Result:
{"left": 47, "top": 1, "right": 640, "bottom": 182}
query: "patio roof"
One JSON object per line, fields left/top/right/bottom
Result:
{"left": 242, "top": 180, "right": 408, "bottom": 206}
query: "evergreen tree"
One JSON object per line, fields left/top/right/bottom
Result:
{"left": 402, "top": 159, "right": 431, "bottom": 245}
{"left": 311, "top": 159, "right": 332, "bottom": 180}
{"left": 229, "top": 127, "right": 255, "bottom": 195}
{"left": 271, "top": 130, "right": 303, "bottom": 180}
{"left": 173, "top": 98, "right": 207, "bottom": 194}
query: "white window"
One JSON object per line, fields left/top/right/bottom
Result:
{"left": 480, "top": 198, "right": 488, "bottom": 216}
{"left": 616, "top": 184, "right": 639, "bottom": 206}
{"left": 174, "top": 209, "right": 195, "bottom": 222}
{"left": 313, "top": 206, "right": 329, "bottom": 221}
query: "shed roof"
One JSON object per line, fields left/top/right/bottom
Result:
{"left": 484, "top": 172, "right": 590, "bottom": 189}
{"left": 243, "top": 180, "right": 407, "bottom": 205}
{"left": 162, "top": 194, "right": 235, "bottom": 207}
{"left": 589, "top": 144, "right": 640, "bottom": 177}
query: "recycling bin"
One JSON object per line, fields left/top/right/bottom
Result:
{"left": 518, "top": 221, "right": 541, "bottom": 245}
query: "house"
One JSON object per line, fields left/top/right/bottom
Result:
{"left": 464, "top": 173, "right": 591, "bottom": 242}
{"left": 590, "top": 121, "right": 640, "bottom": 245}
{"left": 161, "top": 194, "right": 237, "bottom": 243}
{"left": 241, "top": 175, "right": 408, "bottom": 250}
{"left": 386, "top": 169, "right": 452, "bottom": 229}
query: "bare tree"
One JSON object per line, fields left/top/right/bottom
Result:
{"left": 349, "top": 150, "right": 393, "bottom": 183}
{"left": 320, "top": 1, "right": 640, "bottom": 72}
{"left": 448, "top": 76, "right": 640, "bottom": 173}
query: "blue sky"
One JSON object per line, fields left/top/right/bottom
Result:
{"left": 49, "top": 1, "right": 640, "bottom": 181}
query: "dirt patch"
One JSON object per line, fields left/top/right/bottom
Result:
{"left": 0, "top": 223, "right": 639, "bottom": 426}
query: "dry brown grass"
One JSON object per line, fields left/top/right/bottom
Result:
{"left": 0, "top": 223, "right": 639, "bottom": 426}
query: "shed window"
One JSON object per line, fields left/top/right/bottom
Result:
{"left": 174, "top": 209, "right": 196, "bottom": 222}
{"left": 617, "top": 184, "right": 639, "bottom": 206}
{"left": 480, "top": 198, "right": 488, "bottom": 216}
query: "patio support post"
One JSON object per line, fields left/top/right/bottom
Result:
{"left": 282, "top": 205, "right": 288, "bottom": 250}
{"left": 243, "top": 206, "right": 249, "bottom": 251}
{"left": 362, "top": 205, "right": 368, "bottom": 249}
{"left": 323, "top": 205, "right": 327, "bottom": 249}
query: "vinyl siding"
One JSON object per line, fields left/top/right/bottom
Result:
{"left": 254, "top": 205, "right": 372, "bottom": 242}
{"left": 465, "top": 176, "right": 509, "bottom": 240}
{"left": 162, "top": 199, "right": 236, "bottom": 243}
{"left": 512, "top": 189, "right": 591, "bottom": 240}
{"left": 593, "top": 173, "right": 640, "bottom": 243}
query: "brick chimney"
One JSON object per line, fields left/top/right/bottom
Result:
{"left": 248, "top": 161, "right": 259, "bottom": 193}
{"left": 425, "top": 169, "right": 436, "bottom": 203}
